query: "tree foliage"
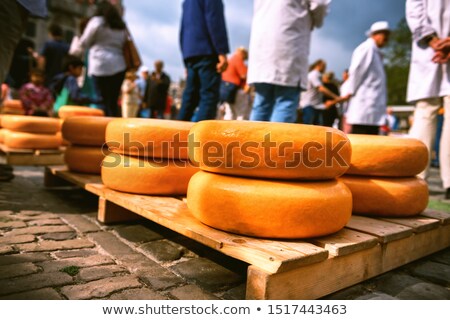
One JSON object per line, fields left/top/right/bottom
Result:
{"left": 385, "top": 18, "right": 412, "bottom": 105}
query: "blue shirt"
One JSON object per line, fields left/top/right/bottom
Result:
{"left": 180, "top": 0, "right": 229, "bottom": 60}
{"left": 17, "top": 0, "right": 48, "bottom": 17}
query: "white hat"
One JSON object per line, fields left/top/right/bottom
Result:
{"left": 366, "top": 21, "right": 390, "bottom": 36}
{"left": 140, "top": 65, "right": 149, "bottom": 73}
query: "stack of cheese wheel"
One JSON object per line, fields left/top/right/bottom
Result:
{"left": 62, "top": 116, "right": 114, "bottom": 174}
{"left": 0, "top": 115, "right": 6, "bottom": 143}
{"left": 339, "top": 134, "right": 429, "bottom": 217}
{"left": 1, "top": 115, "right": 62, "bottom": 149}
{"left": 187, "top": 120, "right": 353, "bottom": 239}
{"left": 1, "top": 100, "right": 25, "bottom": 115}
{"left": 58, "top": 106, "right": 105, "bottom": 120}
{"left": 102, "top": 119, "right": 199, "bottom": 195}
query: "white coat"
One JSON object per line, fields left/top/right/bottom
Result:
{"left": 406, "top": 0, "right": 450, "bottom": 103}
{"left": 346, "top": 38, "right": 387, "bottom": 126}
{"left": 247, "top": 0, "right": 330, "bottom": 88}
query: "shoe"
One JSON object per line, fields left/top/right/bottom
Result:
{"left": 446, "top": 188, "right": 450, "bottom": 200}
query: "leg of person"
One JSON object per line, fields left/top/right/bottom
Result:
{"left": 222, "top": 102, "right": 233, "bottom": 120}
{"left": 130, "top": 103, "right": 139, "bottom": 118}
{"left": 121, "top": 102, "right": 129, "bottom": 118}
{"left": 302, "top": 106, "right": 315, "bottom": 124}
{"left": 440, "top": 96, "right": 450, "bottom": 197}
{"left": 0, "top": 0, "right": 28, "bottom": 182}
{"left": 234, "top": 90, "right": 251, "bottom": 121}
{"left": 250, "top": 83, "right": 275, "bottom": 122}
{"left": 409, "top": 98, "right": 441, "bottom": 180}
{"left": 195, "top": 57, "right": 221, "bottom": 121}
{"left": 177, "top": 59, "right": 200, "bottom": 121}
{"left": 109, "top": 71, "right": 126, "bottom": 117}
{"left": 270, "top": 85, "right": 300, "bottom": 123}
{"left": 0, "top": 0, "right": 28, "bottom": 84}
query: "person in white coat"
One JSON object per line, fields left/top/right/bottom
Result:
{"left": 406, "top": 0, "right": 450, "bottom": 198}
{"left": 247, "top": 0, "right": 330, "bottom": 123}
{"left": 345, "top": 21, "right": 390, "bottom": 135}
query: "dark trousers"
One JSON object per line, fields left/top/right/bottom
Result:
{"left": 93, "top": 71, "right": 126, "bottom": 117}
{"left": 351, "top": 124, "right": 380, "bottom": 135}
{"left": 302, "top": 106, "right": 323, "bottom": 125}
{"left": 178, "top": 56, "right": 221, "bottom": 122}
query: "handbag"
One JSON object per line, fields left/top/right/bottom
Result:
{"left": 123, "top": 28, "right": 142, "bottom": 71}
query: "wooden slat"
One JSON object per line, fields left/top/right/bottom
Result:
{"left": 381, "top": 216, "right": 440, "bottom": 233}
{"left": 310, "top": 228, "right": 378, "bottom": 256}
{"left": 247, "top": 224, "right": 450, "bottom": 299}
{"left": 345, "top": 216, "right": 413, "bottom": 243}
{"left": 0, "top": 143, "right": 64, "bottom": 154}
{"left": 87, "top": 183, "right": 328, "bottom": 274}
{"left": 420, "top": 209, "right": 450, "bottom": 225}
{"left": 49, "top": 165, "right": 102, "bottom": 190}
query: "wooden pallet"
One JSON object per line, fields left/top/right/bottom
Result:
{"left": 45, "top": 166, "right": 450, "bottom": 300}
{"left": 0, "top": 143, "right": 65, "bottom": 166}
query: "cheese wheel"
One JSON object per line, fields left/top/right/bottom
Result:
{"left": 340, "top": 175, "right": 428, "bottom": 217}
{"left": 2, "top": 100, "right": 23, "bottom": 111}
{"left": 62, "top": 116, "right": 114, "bottom": 146}
{"left": 65, "top": 145, "right": 108, "bottom": 174}
{"left": 0, "top": 129, "right": 9, "bottom": 143}
{"left": 1, "top": 115, "right": 61, "bottom": 134}
{"left": 189, "top": 120, "right": 352, "bottom": 180}
{"left": 347, "top": 134, "right": 428, "bottom": 177}
{"left": 106, "top": 119, "right": 195, "bottom": 159}
{"left": 188, "top": 171, "right": 352, "bottom": 239}
{"left": 3, "top": 131, "right": 62, "bottom": 149}
{"left": 101, "top": 153, "right": 199, "bottom": 195}
{"left": 58, "top": 106, "right": 105, "bottom": 119}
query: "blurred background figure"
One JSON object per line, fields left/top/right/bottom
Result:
{"left": 321, "top": 71, "right": 341, "bottom": 127}
{"left": 143, "top": 60, "right": 171, "bottom": 119}
{"left": 345, "top": 21, "right": 390, "bottom": 135}
{"left": 73, "top": 0, "right": 127, "bottom": 117}
{"left": 300, "top": 59, "right": 340, "bottom": 125}
{"left": 121, "top": 71, "right": 140, "bottom": 118}
{"left": 219, "top": 47, "right": 251, "bottom": 120}
{"left": 177, "top": 0, "right": 229, "bottom": 122}
{"left": 406, "top": 0, "right": 450, "bottom": 198}
{"left": 136, "top": 65, "right": 149, "bottom": 117}
{"left": 248, "top": 0, "right": 330, "bottom": 123}
{"left": 38, "top": 23, "right": 70, "bottom": 87}
{"left": 19, "top": 68, "right": 54, "bottom": 117}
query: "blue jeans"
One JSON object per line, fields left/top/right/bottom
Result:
{"left": 250, "top": 83, "right": 300, "bottom": 123}
{"left": 302, "top": 105, "right": 323, "bottom": 125}
{"left": 178, "top": 56, "right": 221, "bottom": 121}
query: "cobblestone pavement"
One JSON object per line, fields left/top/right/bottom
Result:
{"left": 0, "top": 166, "right": 448, "bottom": 300}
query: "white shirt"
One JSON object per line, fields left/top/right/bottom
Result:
{"left": 247, "top": 0, "right": 330, "bottom": 88}
{"left": 76, "top": 17, "right": 127, "bottom": 77}
{"left": 346, "top": 38, "right": 387, "bottom": 126}
{"left": 406, "top": 0, "right": 450, "bottom": 102}
{"left": 300, "top": 69, "right": 324, "bottom": 108}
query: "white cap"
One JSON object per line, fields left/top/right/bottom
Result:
{"left": 366, "top": 21, "right": 390, "bottom": 36}
{"left": 140, "top": 65, "right": 149, "bottom": 73}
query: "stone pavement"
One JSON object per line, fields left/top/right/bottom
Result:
{"left": 0, "top": 166, "right": 449, "bottom": 300}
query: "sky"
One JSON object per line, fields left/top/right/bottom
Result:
{"left": 123, "top": 0, "right": 406, "bottom": 81}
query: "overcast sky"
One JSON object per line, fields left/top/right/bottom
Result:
{"left": 123, "top": 0, "right": 406, "bottom": 81}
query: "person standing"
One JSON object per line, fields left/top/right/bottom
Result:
{"left": 178, "top": 0, "right": 230, "bottom": 122}
{"left": 38, "top": 23, "right": 70, "bottom": 87}
{"left": 121, "top": 71, "right": 140, "bottom": 118}
{"left": 406, "top": 0, "right": 450, "bottom": 198}
{"left": 300, "top": 59, "right": 340, "bottom": 125}
{"left": 220, "top": 47, "right": 251, "bottom": 120}
{"left": 248, "top": 0, "right": 330, "bottom": 123}
{"left": 0, "top": 0, "right": 47, "bottom": 182}
{"left": 143, "top": 60, "right": 171, "bottom": 119}
{"left": 136, "top": 65, "right": 149, "bottom": 116}
{"left": 75, "top": 1, "right": 127, "bottom": 117}
{"left": 345, "top": 21, "right": 390, "bottom": 135}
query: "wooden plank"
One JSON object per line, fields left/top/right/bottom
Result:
{"left": 421, "top": 209, "right": 450, "bottom": 225}
{"left": 0, "top": 143, "right": 64, "bottom": 154}
{"left": 346, "top": 216, "right": 413, "bottom": 243}
{"left": 310, "top": 228, "right": 378, "bottom": 256}
{"left": 47, "top": 165, "right": 102, "bottom": 190}
{"left": 97, "top": 197, "right": 142, "bottom": 223}
{"left": 247, "top": 224, "right": 450, "bottom": 299}
{"left": 44, "top": 167, "right": 73, "bottom": 188}
{"left": 381, "top": 216, "right": 440, "bottom": 233}
{"left": 87, "top": 183, "right": 329, "bottom": 274}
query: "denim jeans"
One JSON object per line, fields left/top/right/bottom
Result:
{"left": 178, "top": 56, "right": 221, "bottom": 122}
{"left": 250, "top": 83, "right": 300, "bottom": 123}
{"left": 302, "top": 105, "right": 323, "bottom": 125}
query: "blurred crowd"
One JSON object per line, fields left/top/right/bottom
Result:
{"left": 1, "top": 0, "right": 450, "bottom": 195}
